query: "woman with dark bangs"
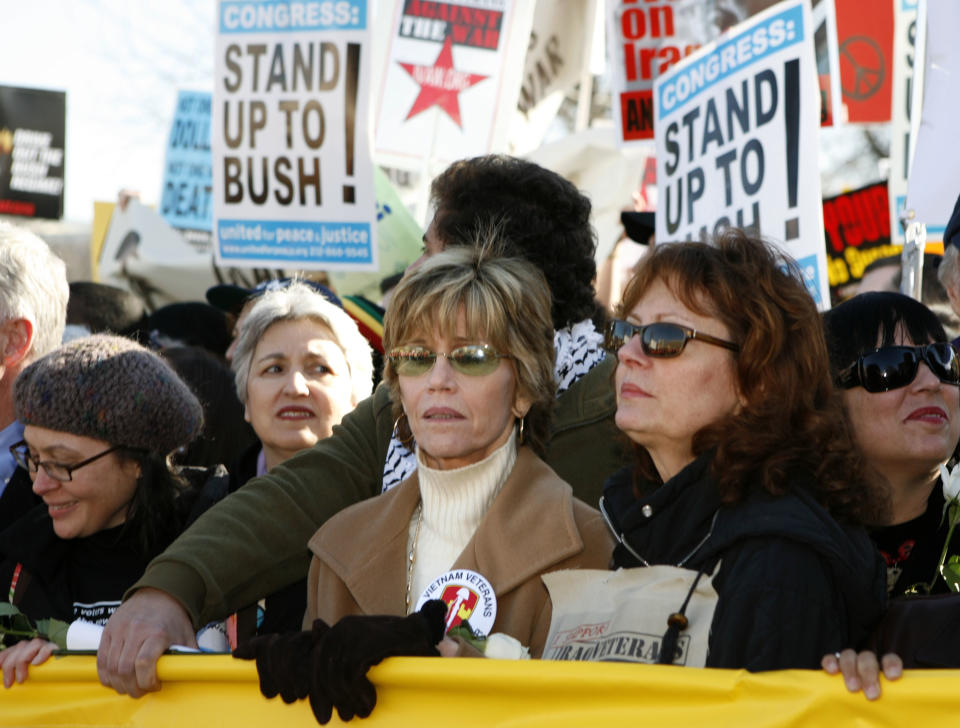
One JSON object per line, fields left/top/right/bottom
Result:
{"left": 598, "top": 229, "right": 887, "bottom": 671}
{"left": 818, "top": 292, "right": 960, "bottom": 686}
{"left": 824, "top": 292, "right": 960, "bottom": 598}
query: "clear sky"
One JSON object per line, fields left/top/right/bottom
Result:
{"left": 1, "top": 0, "right": 216, "bottom": 222}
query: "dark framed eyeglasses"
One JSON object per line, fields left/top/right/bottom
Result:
{"left": 836, "top": 343, "right": 960, "bottom": 393}
{"left": 387, "top": 344, "right": 511, "bottom": 377}
{"left": 603, "top": 319, "right": 740, "bottom": 357}
{"left": 9, "top": 440, "right": 125, "bottom": 482}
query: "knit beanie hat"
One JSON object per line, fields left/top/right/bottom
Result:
{"left": 14, "top": 334, "right": 203, "bottom": 455}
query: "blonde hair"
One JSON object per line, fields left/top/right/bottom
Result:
{"left": 383, "top": 240, "right": 555, "bottom": 454}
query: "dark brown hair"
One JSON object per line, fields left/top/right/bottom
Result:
{"left": 429, "top": 155, "right": 596, "bottom": 330}
{"left": 617, "top": 229, "right": 882, "bottom": 524}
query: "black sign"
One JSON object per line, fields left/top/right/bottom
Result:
{"left": 0, "top": 85, "right": 66, "bottom": 219}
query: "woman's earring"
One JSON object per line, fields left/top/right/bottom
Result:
{"left": 393, "top": 413, "right": 415, "bottom": 447}
{"left": 517, "top": 416, "right": 525, "bottom": 445}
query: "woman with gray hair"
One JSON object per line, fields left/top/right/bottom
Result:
{"left": 231, "top": 280, "right": 373, "bottom": 477}
{"left": 226, "top": 281, "right": 373, "bottom": 642}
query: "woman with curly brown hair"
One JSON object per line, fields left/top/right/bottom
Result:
{"left": 595, "top": 230, "right": 887, "bottom": 671}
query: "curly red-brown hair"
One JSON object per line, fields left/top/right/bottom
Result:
{"left": 617, "top": 229, "right": 884, "bottom": 525}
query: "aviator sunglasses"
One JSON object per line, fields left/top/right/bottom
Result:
{"left": 836, "top": 343, "right": 960, "bottom": 393}
{"left": 388, "top": 344, "right": 511, "bottom": 377}
{"left": 603, "top": 319, "right": 740, "bottom": 357}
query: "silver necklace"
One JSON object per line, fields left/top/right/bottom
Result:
{"left": 404, "top": 502, "right": 424, "bottom": 613}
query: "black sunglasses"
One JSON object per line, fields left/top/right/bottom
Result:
{"left": 836, "top": 343, "right": 960, "bottom": 393}
{"left": 603, "top": 319, "right": 740, "bottom": 357}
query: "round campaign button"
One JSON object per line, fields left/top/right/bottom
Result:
{"left": 415, "top": 568, "right": 497, "bottom": 636}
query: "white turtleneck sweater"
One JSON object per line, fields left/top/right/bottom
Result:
{"left": 406, "top": 431, "right": 518, "bottom": 612}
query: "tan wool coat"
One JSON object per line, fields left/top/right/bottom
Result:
{"left": 305, "top": 447, "right": 615, "bottom": 658}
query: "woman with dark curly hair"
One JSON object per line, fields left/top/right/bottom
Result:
{"left": 593, "top": 230, "right": 887, "bottom": 671}
{"left": 423, "top": 154, "right": 598, "bottom": 331}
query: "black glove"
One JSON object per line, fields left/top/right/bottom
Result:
{"left": 310, "top": 600, "right": 448, "bottom": 723}
{"left": 233, "top": 618, "right": 329, "bottom": 703}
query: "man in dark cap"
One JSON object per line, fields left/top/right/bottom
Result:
{"left": 98, "top": 155, "right": 624, "bottom": 696}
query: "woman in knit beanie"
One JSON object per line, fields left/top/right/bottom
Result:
{"left": 0, "top": 335, "right": 215, "bottom": 685}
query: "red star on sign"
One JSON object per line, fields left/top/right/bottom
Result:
{"left": 398, "top": 35, "right": 488, "bottom": 128}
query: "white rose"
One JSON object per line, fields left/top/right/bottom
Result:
{"left": 483, "top": 633, "right": 531, "bottom": 660}
{"left": 941, "top": 463, "right": 960, "bottom": 502}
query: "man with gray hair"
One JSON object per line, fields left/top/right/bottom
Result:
{"left": 0, "top": 221, "right": 69, "bottom": 530}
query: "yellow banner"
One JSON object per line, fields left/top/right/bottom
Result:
{"left": 5, "top": 655, "right": 959, "bottom": 727}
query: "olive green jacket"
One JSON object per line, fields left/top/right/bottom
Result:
{"left": 130, "top": 354, "right": 626, "bottom": 627}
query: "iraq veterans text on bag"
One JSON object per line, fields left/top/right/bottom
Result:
{"left": 541, "top": 565, "right": 719, "bottom": 666}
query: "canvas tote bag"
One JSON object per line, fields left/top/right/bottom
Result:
{"left": 541, "top": 564, "right": 720, "bottom": 666}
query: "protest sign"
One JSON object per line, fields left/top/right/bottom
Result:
{"left": 509, "top": 0, "right": 593, "bottom": 155}
{"left": 904, "top": 0, "right": 958, "bottom": 243}
{"left": 0, "top": 85, "right": 65, "bottom": 220}
{"left": 97, "top": 175, "right": 420, "bottom": 308}
{"left": 650, "top": 0, "right": 840, "bottom": 126}
{"left": 97, "top": 171, "right": 420, "bottom": 308}
{"left": 834, "top": 0, "right": 894, "bottom": 123}
{"left": 887, "top": 0, "right": 918, "bottom": 244}
{"left": 160, "top": 91, "right": 213, "bottom": 244}
{"left": 98, "top": 199, "right": 220, "bottom": 310}
{"left": 822, "top": 181, "right": 897, "bottom": 303}
{"left": 372, "top": 0, "right": 535, "bottom": 170}
{"left": 327, "top": 165, "right": 426, "bottom": 300}
{"left": 608, "top": 0, "right": 699, "bottom": 144}
{"left": 654, "top": 0, "right": 828, "bottom": 307}
{"left": 212, "top": 0, "right": 376, "bottom": 270}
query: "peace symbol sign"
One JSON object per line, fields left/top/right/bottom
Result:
{"left": 839, "top": 36, "right": 885, "bottom": 101}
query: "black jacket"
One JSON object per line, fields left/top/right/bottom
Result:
{"left": 871, "top": 479, "right": 959, "bottom": 596}
{"left": 0, "top": 465, "right": 229, "bottom": 629}
{"left": 601, "top": 454, "right": 887, "bottom": 671}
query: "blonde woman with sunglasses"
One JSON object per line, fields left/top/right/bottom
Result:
{"left": 232, "top": 243, "right": 613, "bottom": 723}
{"left": 596, "top": 230, "right": 887, "bottom": 671}
{"left": 308, "top": 244, "right": 612, "bottom": 645}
